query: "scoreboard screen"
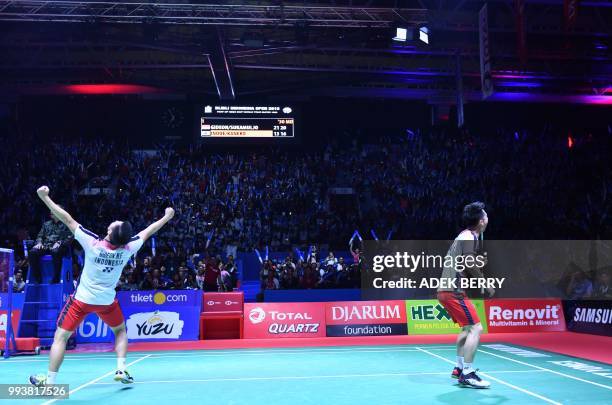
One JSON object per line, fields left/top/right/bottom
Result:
{"left": 198, "top": 105, "right": 296, "bottom": 139}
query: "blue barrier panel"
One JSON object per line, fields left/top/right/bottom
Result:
{"left": 76, "top": 313, "right": 114, "bottom": 343}
{"left": 0, "top": 293, "right": 25, "bottom": 311}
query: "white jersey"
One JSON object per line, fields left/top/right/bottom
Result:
{"left": 73, "top": 225, "right": 144, "bottom": 305}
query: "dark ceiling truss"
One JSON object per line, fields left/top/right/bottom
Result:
{"left": 0, "top": 1, "right": 609, "bottom": 101}
{"left": 0, "top": 1, "right": 429, "bottom": 28}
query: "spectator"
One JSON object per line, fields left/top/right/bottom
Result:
{"left": 121, "top": 274, "right": 139, "bottom": 291}
{"left": 350, "top": 247, "right": 361, "bottom": 265}
{"left": 264, "top": 270, "right": 279, "bottom": 290}
{"left": 280, "top": 264, "right": 299, "bottom": 289}
{"left": 325, "top": 252, "right": 338, "bottom": 268}
{"left": 13, "top": 271, "right": 26, "bottom": 292}
{"left": 159, "top": 266, "right": 172, "bottom": 286}
{"left": 259, "top": 260, "right": 273, "bottom": 290}
{"left": 204, "top": 258, "right": 220, "bottom": 291}
{"left": 139, "top": 272, "right": 154, "bottom": 290}
{"left": 169, "top": 273, "right": 184, "bottom": 290}
{"left": 116, "top": 274, "right": 127, "bottom": 291}
{"left": 196, "top": 263, "right": 206, "bottom": 289}
{"left": 29, "top": 211, "right": 73, "bottom": 283}
{"left": 566, "top": 270, "right": 593, "bottom": 299}
{"left": 185, "top": 272, "right": 198, "bottom": 290}
{"left": 141, "top": 257, "right": 152, "bottom": 275}
{"left": 301, "top": 264, "right": 318, "bottom": 289}
{"left": 217, "top": 269, "right": 233, "bottom": 292}
{"left": 593, "top": 271, "right": 611, "bottom": 298}
{"left": 336, "top": 257, "right": 349, "bottom": 286}
{"left": 224, "top": 255, "right": 238, "bottom": 288}
{"left": 151, "top": 268, "right": 165, "bottom": 290}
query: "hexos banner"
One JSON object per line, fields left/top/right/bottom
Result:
{"left": 405, "top": 299, "right": 488, "bottom": 335}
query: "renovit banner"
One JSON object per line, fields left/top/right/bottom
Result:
{"left": 406, "top": 299, "right": 488, "bottom": 335}
{"left": 244, "top": 302, "right": 326, "bottom": 338}
{"left": 485, "top": 299, "right": 565, "bottom": 333}
{"left": 118, "top": 290, "right": 201, "bottom": 341}
{"left": 326, "top": 300, "right": 407, "bottom": 337}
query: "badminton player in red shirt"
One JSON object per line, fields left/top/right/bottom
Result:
{"left": 437, "top": 202, "right": 495, "bottom": 388}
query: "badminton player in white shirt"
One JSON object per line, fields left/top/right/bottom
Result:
{"left": 30, "top": 186, "right": 174, "bottom": 386}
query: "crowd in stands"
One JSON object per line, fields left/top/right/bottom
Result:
{"left": 258, "top": 250, "right": 362, "bottom": 292}
{"left": 1, "top": 122, "right": 610, "bottom": 293}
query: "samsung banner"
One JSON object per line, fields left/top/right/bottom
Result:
{"left": 563, "top": 300, "right": 612, "bottom": 337}
{"left": 76, "top": 290, "right": 201, "bottom": 343}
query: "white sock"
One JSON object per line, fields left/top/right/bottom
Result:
{"left": 117, "top": 357, "right": 127, "bottom": 372}
{"left": 47, "top": 371, "right": 57, "bottom": 384}
{"left": 463, "top": 363, "right": 474, "bottom": 374}
{"left": 456, "top": 356, "right": 464, "bottom": 369}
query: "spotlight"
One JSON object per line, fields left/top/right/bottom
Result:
{"left": 393, "top": 27, "right": 409, "bottom": 42}
{"left": 418, "top": 26, "right": 429, "bottom": 44}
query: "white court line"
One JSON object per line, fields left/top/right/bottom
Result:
{"left": 0, "top": 347, "right": 456, "bottom": 363}
{"left": 144, "top": 347, "right": 455, "bottom": 358}
{"left": 415, "top": 347, "right": 562, "bottom": 405}
{"left": 41, "top": 354, "right": 152, "bottom": 405}
{"left": 93, "top": 369, "right": 547, "bottom": 385}
{"left": 26, "top": 344, "right": 457, "bottom": 358}
{"left": 479, "top": 348, "right": 612, "bottom": 391}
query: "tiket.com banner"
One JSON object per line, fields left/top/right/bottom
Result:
{"left": 406, "top": 299, "right": 487, "bottom": 335}
{"left": 326, "top": 300, "right": 407, "bottom": 337}
{"left": 563, "top": 300, "right": 611, "bottom": 337}
{"left": 118, "top": 290, "right": 201, "bottom": 341}
{"left": 485, "top": 299, "right": 565, "bottom": 333}
{"left": 244, "top": 302, "right": 326, "bottom": 338}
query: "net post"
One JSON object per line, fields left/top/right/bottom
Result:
{"left": 1, "top": 248, "right": 16, "bottom": 358}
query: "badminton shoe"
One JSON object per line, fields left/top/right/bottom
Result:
{"left": 29, "top": 374, "right": 47, "bottom": 387}
{"left": 458, "top": 370, "right": 491, "bottom": 388}
{"left": 114, "top": 370, "right": 134, "bottom": 384}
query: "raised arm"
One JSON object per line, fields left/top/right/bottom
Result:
{"left": 137, "top": 207, "right": 175, "bottom": 242}
{"left": 36, "top": 186, "right": 78, "bottom": 233}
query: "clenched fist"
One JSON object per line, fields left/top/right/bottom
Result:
{"left": 37, "top": 186, "right": 50, "bottom": 198}
{"left": 165, "top": 207, "right": 175, "bottom": 219}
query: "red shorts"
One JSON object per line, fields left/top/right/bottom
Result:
{"left": 57, "top": 296, "right": 124, "bottom": 332}
{"left": 437, "top": 291, "right": 480, "bottom": 327}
